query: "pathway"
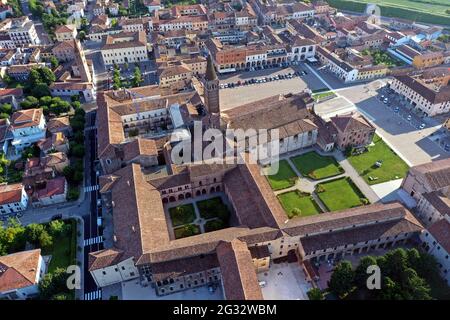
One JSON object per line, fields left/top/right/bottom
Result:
{"left": 273, "top": 147, "right": 380, "bottom": 206}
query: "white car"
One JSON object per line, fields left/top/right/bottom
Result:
{"left": 419, "top": 123, "right": 426, "bottom": 129}
{"left": 407, "top": 115, "right": 412, "bottom": 121}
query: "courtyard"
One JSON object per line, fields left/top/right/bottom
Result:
{"left": 166, "top": 194, "right": 231, "bottom": 239}
{"left": 347, "top": 134, "right": 409, "bottom": 185}
{"left": 316, "top": 177, "right": 368, "bottom": 212}
{"left": 277, "top": 190, "right": 322, "bottom": 218}
{"left": 290, "top": 151, "right": 344, "bottom": 180}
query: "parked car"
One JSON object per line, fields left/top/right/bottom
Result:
{"left": 51, "top": 214, "right": 63, "bottom": 221}
{"left": 419, "top": 123, "right": 426, "bottom": 129}
{"left": 394, "top": 107, "right": 399, "bottom": 113}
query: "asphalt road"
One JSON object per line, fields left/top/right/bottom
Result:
{"left": 82, "top": 110, "right": 102, "bottom": 296}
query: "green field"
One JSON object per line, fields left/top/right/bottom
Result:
{"left": 43, "top": 219, "right": 77, "bottom": 273}
{"left": 174, "top": 224, "right": 201, "bottom": 239}
{"left": 278, "top": 191, "right": 322, "bottom": 218}
{"left": 327, "top": 0, "right": 450, "bottom": 26}
{"left": 316, "top": 177, "right": 368, "bottom": 211}
{"left": 347, "top": 135, "right": 409, "bottom": 185}
{"left": 291, "top": 152, "right": 344, "bottom": 180}
{"left": 265, "top": 160, "right": 298, "bottom": 190}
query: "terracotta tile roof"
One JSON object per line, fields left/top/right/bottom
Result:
{"left": 100, "top": 164, "right": 170, "bottom": 261}
{"left": 102, "top": 31, "right": 147, "bottom": 50}
{"left": 216, "top": 239, "right": 263, "bottom": 300}
{"left": 10, "top": 108, "right": 43, "bottom": 130}
{"left": 0, "top": 183, "right": 23, "bottom": 206}
{"left": 301, "top": 218, "right": 423, "bottom": 253}
{"left": 427, "top": 218, "right": 450, "bottom": 253}
{"left": 409, "top": 158, "right": 450, "bottom": 191}
{"left": 88, "top": 248, "right": 124, "bottom": 271}
{"left": 0, "top": 249, "right": 41, "bottom": 292}
{"left": 283, "top": 202, "right": 422, "bottom": 237}
{"left": 46, "top": 116, "right": 71, "bottom": 134}
{"left": 330, "top": 113, "right": 375, "bottom": 133}
{"left": 35, "top": 176, "right": 67, "bottom": 199}
{"left": 54, "top": 24, "right": 75, "bottom": 34}
{"left": 394, "top": 75, "right": 450, "bottom": 105}
{"left": 422, "top": 190, "right": 450, "bottom": 216}
{"left": 151, "top": 254, "right": 219, "bottom": 282}
{"left": 221, "top": 92, "right": 313, "bottom": 132}
{"left": 122, "top": 138, "right": 158, "bottom": 162}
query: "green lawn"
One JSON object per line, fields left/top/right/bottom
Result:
{"left": 316, "top": 177, "right": 368, "bottom": 211}
{"left": 327, "top": 0, "right": 450, "bottom": 25}
{"left": 347, "top": 135, "right": 409, "bottom": 185}
{"left": 278, "top": 191, "right": 322, "bottom": 218}
{"left": 169, "top": 204, "right": 196, "bottom": 227}
{"left": 197, "top": 197, "right": 230, "bottom": 220}
{"left": 174, "top": 224, "right": 201, "bottom": 239}
{"left": 291, "top": 152, "right": 344, "bottom": 180}
{"left": 265, "top": 160, "right": 298, "bottom": 190}
{"left": 43, "top": 219, "right": 77, "bottom": 273}
{"left": 312, "top": 91, "right": 336, "bottom": 102}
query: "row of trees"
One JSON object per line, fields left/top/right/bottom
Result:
{"left": 325, "top": 248, "right": 450, "bottom": 300}
{"left": 65, "top": 106, "right": 86, "bottom": 201}
{"left": 112, "top": 64, "right": 143, "bottom": 89}
{"left": 20, "top": 95, "right": 71, "bottom": 116}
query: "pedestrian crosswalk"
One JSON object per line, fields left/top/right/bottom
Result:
{"left": 84, "top": 185, "right": 100, "bottom": 193}
{"left": 84, "top": 125, "right": 97, "bottom": 131}
{"left": 84, "top": 236, "right": 104, "bottom": 247}
{"left": 84, "top": 290, "right": 102, "bottom": 300}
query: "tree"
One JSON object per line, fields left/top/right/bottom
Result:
{"left": 307, "top": 288, "right": 324, "bottom": 300}
{"left": 0, "top": 103, "right": 13, "bottom": 116}
{"left": 328, "top": 261, "right": 355, "bottom": 298}
{"left": 354, "top": 255, "right": 377, "bottom": 288}
{"left": 50, "top": 56, "right": 59, "bottom": 68}
{"left": 31, "top": 83, "right": 51, "bottom": 98}
{"left": 132, "top": 66, "right": 142, "bottom": 87}
{"left": 25, "top": 223, "right": 53, "bottom": 248}
{"left": 63, "top": 165, "right": 75, "bottom": 181}
{"left": 383, "top": 248, "right": 408, "bottom": 281}
{"left": 71, "top": 144, "right": 85, "bottom": 157}
{"left": 39, "top": 267, "right": 70, "bottom": 300}
{"left": 48, "top": 220, "right": 68, "bottom": 237}
{"left": 39, "top": 67, "right": 56, "bottom": 85}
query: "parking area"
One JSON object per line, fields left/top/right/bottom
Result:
{"left": 257, "top": 262, "right": 312, "bottom": 300}
{"left": 333, "top": 82, "right": 449, "bottom": 166}
{"left": 219, "top": 65, "right": 326, "bottom": 110}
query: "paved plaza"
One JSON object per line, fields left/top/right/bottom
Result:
{"left": 257, "top": 262, "right": 312, "bottom": 300}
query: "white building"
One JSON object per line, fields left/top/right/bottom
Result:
{"left": 390, "top": 75, "right": 450, "bottom": 117}
{"left": 420, "top": 215, "right": 450, "bottom": 285}
{"left": 88, "top": 249, "right": 139, "bottom": 288}
{"left": 289, "top": 36, "right": 316, "bottom": 62}
{"left": 9, "top": 108, "right": 46, "bottom": 155}
{"left": 101, "top": 31, "right": 149, "bottom": 65}
{"left": 6, "top": 16, "right": 40, "bottom": 46}
{"left": 0, "top": 249, "right": 46, "bottom": 300}
{"left": 316, "top": 46, "right": 358, "bottom": 83}
{"left": 0, "top": 183, "right": 29, "bottom": 216}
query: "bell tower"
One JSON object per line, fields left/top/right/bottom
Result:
{"left": 204, "top": 54, "right": 220, "bottom": 115}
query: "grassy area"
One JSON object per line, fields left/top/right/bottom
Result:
{"left": 174, "top": 224, "right": 201, "bottom": 239}
{"left": 204, "top": 219, "right": 227, "bottom": 233}
{"left": 278, "top": 191, "right": 322, "bottom": 218}
{"left": 347, "top": 135, "right": 409, "bottom": 185}
{"left": 362, "top": 49, "right": 403, "bottom": 67}
{"left": 291, "top": 152, "right": 344, "bottom": 180}
{"left": 265, "top": 160, "right": 298, "bottom": 190}
{"left": 312, "top": 91, "right": 336, "bottom": 102}
{"left": 43, "top": 219, "right": 77, "bottom": 273}
{"left": 316, "top": 177, "right": 368, "bottom": 211}
{"left": 327, "top": 0, "right": 450, "bottom": 26}
{"left": 197, "top": 197, "right": 230, "bottom": 220}
{"left": 169, "top": 204, "right": 196, "bottom": 227}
